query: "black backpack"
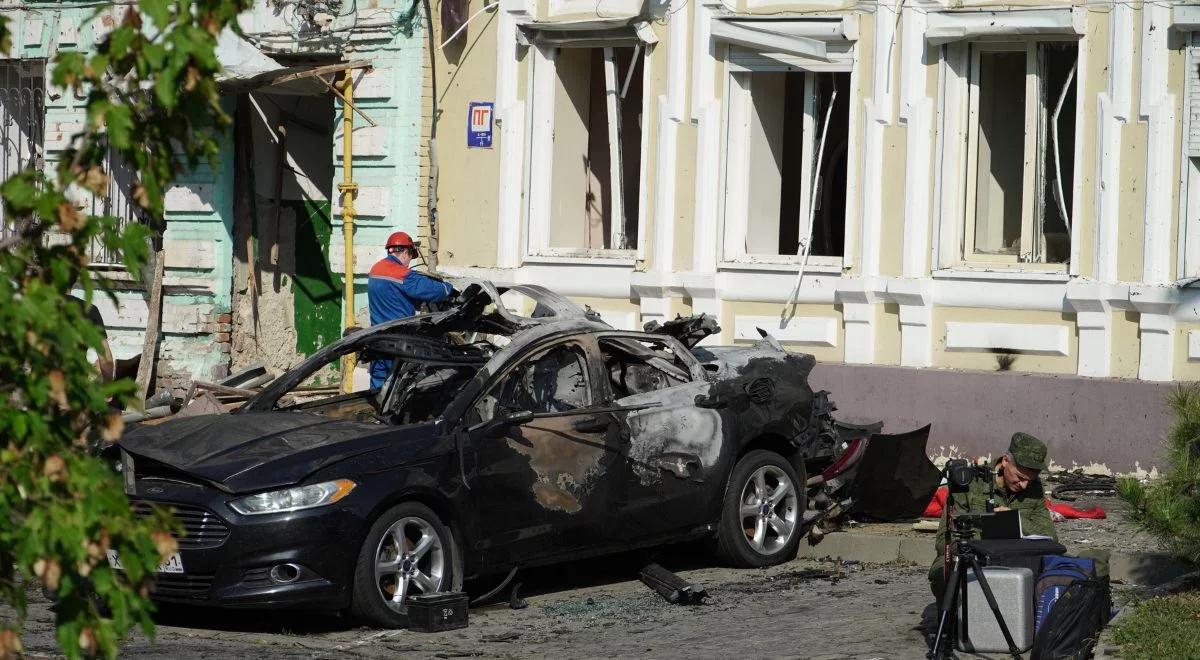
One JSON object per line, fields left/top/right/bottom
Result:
{"left": 1030, "top": 578, "right": 1111, "bottom": 660}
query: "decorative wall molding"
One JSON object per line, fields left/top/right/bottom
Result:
{"left": 734, "top": 315, "right": 837, "bottom": 346}
{"left": 944, "top": 321, "right": 1070, "bottom": 357}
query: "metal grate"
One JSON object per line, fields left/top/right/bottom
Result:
{"left": 150, "top": 573, "right": 215, "bottom": 600}
{"left": 85, "top": 144, "right": 147, "bottom": 266}
{"left": 0, "top": 60, "right": 45, "bottom": 245}
{"left": 0, "top": 59, "right": 146, "bottom": 265}
{"left": 132, "top": 500, "right": 231, "bottom": 550}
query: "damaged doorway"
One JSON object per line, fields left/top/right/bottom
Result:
{"left": 232, "top": 88, "right": 341, "bottom": 376}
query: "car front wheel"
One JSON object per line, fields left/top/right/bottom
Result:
{"left": 715, "top": 449, "right": 806, "bottom": 567}
{"left": 350, "top": 502, "right": 461, "bottom": 628}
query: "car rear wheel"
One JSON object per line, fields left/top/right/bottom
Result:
{"left": 350, "top": 502, "right": 461, "bottom": 628}
{"left": 715, "top": 449, "right": 806, "bottom": 567}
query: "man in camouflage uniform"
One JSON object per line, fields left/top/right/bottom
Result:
{"left": 928, "top": 432, "right": 1058, "bottom": 599}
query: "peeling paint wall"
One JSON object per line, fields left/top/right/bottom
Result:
{"left": 20, "top": 0, "right": 428, "bottom": 391}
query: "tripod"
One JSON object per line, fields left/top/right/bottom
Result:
{"left": 928, "top": 523, "right": 1023, "bottom": 659}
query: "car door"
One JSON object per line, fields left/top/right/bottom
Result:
{"left": 464, "top": 337, "right": 624, "bottom": 567}
{"left": 597, "top": 334, "right": 727, "bottom": 542}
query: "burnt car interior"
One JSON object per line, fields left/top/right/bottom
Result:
{"left": 472, "top": 343, "right": 591, "bottom": 426}
{"left": 599, "top": 337, "right": 693, "bottom": 398}
{"left": 258, "top": 283, "right": 602, "bottom": 426}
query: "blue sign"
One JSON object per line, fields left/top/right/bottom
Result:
{"left": 467, "top": 101, "right": 494, "bottom": 149}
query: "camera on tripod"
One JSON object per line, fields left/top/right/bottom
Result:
{"left": 944, "top": 458, "right": 991, "bottom": 494}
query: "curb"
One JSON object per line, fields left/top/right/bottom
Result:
{"left": 1092, "top": 604, "right": 1134, "bottom": 659}
{"left": 796, "top": 531, "right": 1194, "bottom": 585}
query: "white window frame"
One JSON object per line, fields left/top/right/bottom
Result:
{"left": 963, "top": 42, "right": 1041, "bottom": 265}
{"left": 933, "top": 35, "right": 1084, "bottom": 276}
{"left": 523, "top": 41, "right": 651, "bottom": 263}
{"left": 1179, "top": 35, "right": 1200, "bottom": 279}
{"left": 717, "top": 42, "right": 856, "bottom": 271}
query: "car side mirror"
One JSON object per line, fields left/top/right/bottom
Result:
{"left": 485, "top": 410, "right": 534, "bottom": 438}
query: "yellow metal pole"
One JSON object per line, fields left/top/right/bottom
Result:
{"left": 339, "top": 73, "right": 359, "bottom": 394}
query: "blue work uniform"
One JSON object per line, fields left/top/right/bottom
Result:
{"left": 367, "top": 255, "right": 453, "bottom": 388}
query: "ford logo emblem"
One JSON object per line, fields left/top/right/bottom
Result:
{"left": 145, "top": 486, "right": 165, "bottom": 495}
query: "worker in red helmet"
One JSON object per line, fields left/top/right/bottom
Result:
{"left": 367, "top": 231, "right": 453, "bottom": 388}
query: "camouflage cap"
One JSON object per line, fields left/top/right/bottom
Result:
{"left": 1008, "top": 432, "right": 1048, "bottom": 471}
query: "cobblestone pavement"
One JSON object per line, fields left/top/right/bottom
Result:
{"left": 13, "top": 551, "right": 940, "bottom": 659}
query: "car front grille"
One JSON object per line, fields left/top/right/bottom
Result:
{"left": 241, "top": 567, "right": 272, "bottom": 587}
{"left": 151, "top": 573, "right": 215, "bottom": 600}
{"left": 131, "top": 501, "right": 230, "bottom": 549}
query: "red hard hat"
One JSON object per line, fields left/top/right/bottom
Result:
{"left": 385, "top": 231, "right": 415, "bottom": 250}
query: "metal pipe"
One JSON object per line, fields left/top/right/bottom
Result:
{"left": 340, "top": 73, "right": 359, "bottom": 394}
{"left": 1050, "top": 60, "right": 1076, "bottom": 234}
{"left": 783, "top": 88, "right": 838, "bottom": 313}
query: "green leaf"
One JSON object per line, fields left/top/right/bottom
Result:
{"left": 137, "top": 0, "right": 171, "bottom": 33}
{"left": 0, "top": 172, "right": 39, "bottom": 212}
{"left": 105, "top": 105, "right": 134, "bottom": 149}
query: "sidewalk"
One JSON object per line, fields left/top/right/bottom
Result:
{"left": 797, "top": 496, "right": 1194, "bottom": 586}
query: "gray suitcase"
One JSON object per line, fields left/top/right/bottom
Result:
{"left": 957, "top": 565, "right": 1035, "bottom": 653}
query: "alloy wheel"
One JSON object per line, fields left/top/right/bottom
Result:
{"left": 373, "top": 516, "right": 446, "bottom": 612}
{"left": 739, "top": 465, "right": 799, "bottom": 555}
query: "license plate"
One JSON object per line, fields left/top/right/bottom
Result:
{"left": 106, "top": 549, "right": 185, "bottom": 574}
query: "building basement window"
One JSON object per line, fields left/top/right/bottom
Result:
{"left": 965, "top": 41, "right": 1076, "bottom": 265}
{"left": 724, "top": 69, "right": 849, "bottom": 260}
{"left": 546, "top": 46, "right": 644, "bottom": 252}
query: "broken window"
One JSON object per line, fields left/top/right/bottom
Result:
{"left": 546, "top": 46, "right": 643, "bottom": 251}
{"left": 599, "top": 337, "right": 691, "bottom": 399}
{"left": 724, "top": 68, "right": 849, "bottom": 259}
{"left": 272, "top": 334, "right": 489, "bottom": 424}
{"left": 474, "top": 344, "right": 591, "bottom": 421}
{"left": 965, "top": 41, "right": 1076, "bottom": 265}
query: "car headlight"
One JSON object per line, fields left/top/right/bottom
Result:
{"left": 228, "top": 479, "right": 357, "bottom": 515}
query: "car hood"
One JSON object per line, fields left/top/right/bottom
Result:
{"left": 119, "top": 412, "right": 406, "bottom": 492}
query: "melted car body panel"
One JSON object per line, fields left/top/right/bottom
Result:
{"left": 114, "top": 291, "right": 856, "bottom": 595}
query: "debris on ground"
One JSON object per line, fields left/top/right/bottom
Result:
{"left": 638, "top": 564, "right": 708, "bottom": 605}
{"left": 119, "top": 363, "right": 278, "bottom": 426}
{"left": 406, "top": 592, "right": 469, "bottom": 632}
{"left": 1049, "top": 472, "right": 1118, "bottom": 501}
{"left": 509, "top": 582, "right": 528, "bottom": 610}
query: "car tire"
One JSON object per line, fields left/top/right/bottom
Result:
{"left": 715, "top": 449, "right": 807, "bottom": 568}
{"left": 350, "top": 502, "right": 462, "bottom": 628}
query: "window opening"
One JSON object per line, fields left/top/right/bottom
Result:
{"left": 474, "top": 344, "right": 591, "bottom": 421}
{"left": 965, "top": 41, "right": 1077, "bottom": 265}
{"left": 599, "top": 337, "right": 690, "bottom": 398}
{"left": 0, "top": 60, "right": 45, "bottom": 244}
{"left": 731, "top": 69, "right": 848, "bottom": 258}
{"left": 547, "top": 46, "right": 643, "bottom": 251}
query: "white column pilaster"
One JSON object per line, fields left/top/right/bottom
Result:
{"left": 1131, "top": 286, "right": 1177, "bottom": 381}
{"left": 1066, "top": 281, "right": 1130, "bottom": 377}
{"left": 887, "top": 278, "right": 934, "bottom": 367}
{"left": 836, "top": 278, "right": 884, "bottom": 363}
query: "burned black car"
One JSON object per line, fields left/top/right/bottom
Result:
{"left": 113, "top": 282, "right": 849, "bottom": 627}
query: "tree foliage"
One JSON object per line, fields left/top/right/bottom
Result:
{"left": 0, "top": 0, "right": 250, "bottom": 657}
{"left": 1118, "top": 384, "right": 1200, "bottom": 566}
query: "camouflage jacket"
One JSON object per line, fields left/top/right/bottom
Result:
{"left": 932, "top": 466, "right": 1058, "bottom": 560}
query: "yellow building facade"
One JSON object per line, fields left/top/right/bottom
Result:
{"left": 423, "top": 0, "right": 1200, "bottom": 469}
